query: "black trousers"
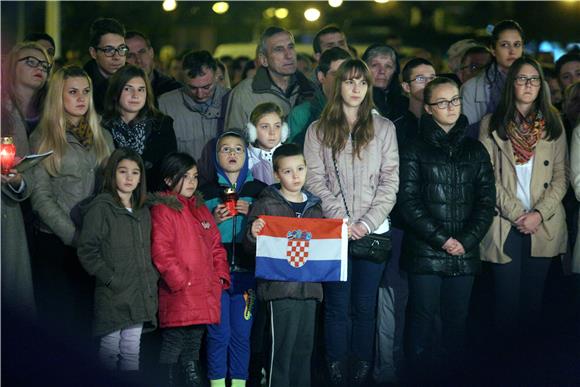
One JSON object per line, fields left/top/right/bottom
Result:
{"left": 491, "top": 227, "right": 552, "bottom": 335}
{"left": 159, "top": 325, "right": 205, "bottom": 364}
{"left": 267, "top": 299, "right": 316, "bottom": 387}
{"left": 407, "top": 273, "right": 474, "bottom": 364}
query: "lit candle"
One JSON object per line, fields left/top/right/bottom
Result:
{"left": 0, "top": 137, "right": 16, "bottom": 175}
{"left": 223, "top": 185, "right": 238, "bottom": 216}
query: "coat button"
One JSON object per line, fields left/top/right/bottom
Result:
{"left": 544, "top": 182, "right": 549, "bottom": 189}
{"left": 544, "top": 160, "right": 549, "bottom": 166}
{"left": 494, "top": 210, "right": 499, "bottom": 216}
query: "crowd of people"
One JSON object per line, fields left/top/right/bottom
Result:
{"left": 1, "top": 15, "right": 580, "bottom": 387}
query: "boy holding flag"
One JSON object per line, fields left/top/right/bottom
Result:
{"left": 244, "top": 143, "right": 325, "bottom": 387}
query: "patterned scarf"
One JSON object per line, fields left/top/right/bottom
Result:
{"left": 110, "top": 118, "right": 148, "bottom": 155}
{"left": 67, "top": 117, "right": 93, "bottom": 148}
{"left": 507, "top": 110, "right": 545, "bottom": 165}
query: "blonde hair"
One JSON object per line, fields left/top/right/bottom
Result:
{"left": 36, "top": 65, "right": 111, "bottom": 176}
{"left": 1, "top": 41, "right": 52, "bottom": 134}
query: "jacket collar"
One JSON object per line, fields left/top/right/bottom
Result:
{"left": 178, "top": 84, "right": 227, "bottom": 118}
{"left": 261, "top": 184, "right": 321, "bottom": 214}
{"left": 251, "top": 67, "right": 316, "bottom": 99}
{"left": 419, "top": 113, "right": 468, "bottom": 150}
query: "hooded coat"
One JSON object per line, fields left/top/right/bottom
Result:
{"left": 77, "top": 193, "right": 159, "bottom": 336}
{"left": 150, "top": 192, "right": 230, "bottom": 328}
{"left": 399, "top": 114, "right": 496, "bottom": 276}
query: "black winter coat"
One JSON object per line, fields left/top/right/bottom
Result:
{"left": 244, "top": 185, "right": 324, "bottom": 302}
{"left": 399, "top": 114, "right": 495, "bottom": 276}
{"left": 77, "top": 193, "right": 159, "bottom": 336}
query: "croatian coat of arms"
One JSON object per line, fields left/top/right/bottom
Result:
{"left": 286, "top": 229, "right": 312, "bottom": 268}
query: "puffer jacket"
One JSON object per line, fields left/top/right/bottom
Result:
{"left": 77, "top": 193, "right": 158, "bottom": 336}
{"left": 571, "top": 124, "right": 580, "bottom": 273}
{"left": 399, "top": 114, "right": 495, "bottom": 276}
{"left": 304, "top": 112, "right": 399, "bottom": 232}
{"left": 244, "top": 185, "right": 324, "bottom": 302}
{"left": 30, "top": 130, "right": 114, "bottom": 246}
{"left": 150, "top": 192, "right": 230, "bottom": 328}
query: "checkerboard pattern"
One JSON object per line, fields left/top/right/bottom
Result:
{"left": 286, "top": 239, "right": 309, "bottom": 268}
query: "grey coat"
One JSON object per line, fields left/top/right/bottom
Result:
{"left": 1, "top": 174, "right": 36, "bottom": 318}
{"left": 158, "top": 84, "right": 229, "bottom": 161}
{"left": 30, "top": 130, "right": 113, "bottom": 246}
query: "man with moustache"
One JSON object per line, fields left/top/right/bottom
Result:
{"left": 84, "top": 18, "right": 127, "bottom": 114}
{"left": 225, "top": 26, "right": 316, "bottom": 131}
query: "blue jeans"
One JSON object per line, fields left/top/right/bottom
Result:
{"left": 206, "top": 271, "right": 256, "bottom": 380}
{"left": 324, "top": 258, "right": 386, "bottom": 362}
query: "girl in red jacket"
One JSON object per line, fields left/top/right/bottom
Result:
{"left": 151, "top": 152, "right": 230, "bottom": 387}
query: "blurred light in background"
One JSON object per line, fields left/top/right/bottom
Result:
{"left": 304, "top": 8, "right": 321, "bottom": 22}
{"left": 328, "top": 0, "right": 343, "bottom": 7}
{"left": 162, "top": 0, "right": 177, "bottom": 12}
{"left": 263, "top": 7, "right": 276, "bottom": 18}
{"left": 275, "top": 8, "right": 289, "bottom": 19}
{"left": 212, "top": 2, "right": 229, "bottom": 14}
{"left": 374, "top": 0, "right": 389, "bottom": 3}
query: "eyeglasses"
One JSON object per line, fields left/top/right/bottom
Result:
{"left": 219, "top": 146, "right": 244, "bottom": 155}
{"left": 515, "top": 76, "right": 541, "bottom": 87}
{"left": 428, "top": 97, "right": 462, "bottom": 110}
{"left": 95, "top": 45, "right": 129, "bottom": 57}
{"left": 407, "top": 75, "right": 436, "bottom": 84}
{"left": 18, "top": 56, "right": 51, "bottom": 73}
{"left": 460, "top": 64, "right": 484, "bottom": 73}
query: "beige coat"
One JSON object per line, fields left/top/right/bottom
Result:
{"left": 478, "top": 114, "right": 568, "bottom": 264}
{"left": 570, "top": 124, "right": 580, "bottom": 273}
{"left": 303, "top": 112, "right": 399, "bottom": 232}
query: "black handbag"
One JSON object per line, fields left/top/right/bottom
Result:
{"left": 332, "top": 154, "right": 391, "bottom": 263}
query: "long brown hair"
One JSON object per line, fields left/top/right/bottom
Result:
{"left": 316, "top": 59, "right": 375, "bottom": 159}
{"left": 489, "top": 56, "right": 563, "bottom": 141}
{"left": 102, "top": 148, "right": 147, "bottom": 209}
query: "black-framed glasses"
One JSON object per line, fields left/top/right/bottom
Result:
{"left": 95, "top": 45, "right": 129, "bottom": 57}
{"left": 428, "top": 97, "right": 462, "bottom": 110}
{"left": 17, "top": 56, "right": 51, "bottom": 73}
{"left": 515, "top": 76, "right": 541, "bottom": 87}
{"left": 407, "top": 75, "right": 436, "bottom": 84}
{"left": 219, "top": 145, "right": 244, "bottom": 155}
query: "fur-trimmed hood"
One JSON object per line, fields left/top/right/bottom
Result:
{"left": 148, "top": 191, "right": 205, "bottom": 211}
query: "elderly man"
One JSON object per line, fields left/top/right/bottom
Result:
{"left": 224, "top": 26, "right": 315, "bottom": 130}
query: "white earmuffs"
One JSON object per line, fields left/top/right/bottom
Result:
{"left": 245, "top": 122, "right": 289, "bottom": 144}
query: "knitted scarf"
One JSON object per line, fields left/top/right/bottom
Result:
{"left": 66, "top": 117, "right": 93, "bottom": 148}
{"left": 507, "top": 110, "right": 545, "bottom": 165}
{"left": 110, "top": 118, "right": 148, "bottom": 155}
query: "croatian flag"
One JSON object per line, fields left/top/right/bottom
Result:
{"left": 256, "top": 215, "right": 348, "bottom": 282}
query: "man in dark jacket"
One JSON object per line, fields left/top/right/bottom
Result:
{"left": 125, "top": 31, "right": 182, "bottom": 104}
{"left": 84, "top": 18, "right": 127, "bottom": 114}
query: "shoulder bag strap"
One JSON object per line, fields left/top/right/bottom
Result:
{"left": 332, "top": 153, "right": 351, "bottom": 219}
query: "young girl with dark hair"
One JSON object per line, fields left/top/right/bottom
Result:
{"left": 399, "top": 77, "right": 495, "bottom": 378}
{"left": 479, "top": 56, "right": 568, "bottom": 340}
{"left": 77, "top": 148, "right": 158, "bottom": 373}
{"left": 151, "top": 152, "right": 230, "bottom": 386}
{"left": 102, "top": 64, "right": 177, "bottom": 191}
{"left": 304, "top": 59, "right": 399, "bottom": 385}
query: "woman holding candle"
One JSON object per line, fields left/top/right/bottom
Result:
{"left": 30, "top": 65, "right": 113, "bottom": 334}
{"left": 1, "top": 41, "right": 52, "bottom": 157}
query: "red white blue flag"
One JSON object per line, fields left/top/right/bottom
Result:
{"left": 256, "top": 215, "right": 348, "bottom": 282}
